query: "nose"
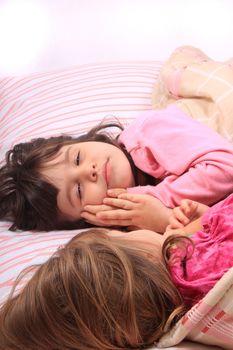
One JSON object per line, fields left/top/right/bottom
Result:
{"left": 76, "top": 162, "right": 97, "bottom": 182}
{"left": 89, "top": 163, "right": 97, "bottom": 182}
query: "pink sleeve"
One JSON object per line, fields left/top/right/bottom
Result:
{"left": 120, "top": 106, "right": 233, "bottom": 207}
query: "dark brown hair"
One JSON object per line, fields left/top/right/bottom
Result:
{"left": 0, "top": 122, "right": 151, "bottom": 231}
{"left": 0, "top": 229, "right": 188, "bottom": 350}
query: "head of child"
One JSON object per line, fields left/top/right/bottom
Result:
{"left": 0, "top": 228, "right": 188, "bottom": 350}
{"left": 0, "top": 122, "right": 138, "bottom": 231}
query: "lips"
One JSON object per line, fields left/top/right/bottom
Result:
{"left": 104, "top": 158, "right": 111, "bottom": 187}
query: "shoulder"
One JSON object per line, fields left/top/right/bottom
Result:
{"left": 122, "top": 104, "right": 223, "bottom": 136}
{"left": 119, "top": 105, "right": 192, "bottom": 142}
{"left": 120, "top": 104, "right": 233, "bottom": 152}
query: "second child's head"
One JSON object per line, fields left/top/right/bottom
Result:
{"left": 0, "top": 228, "right": 188, "bottom": 350}
{"left": 0, "top": 122, "right": 137, "bottom": 231}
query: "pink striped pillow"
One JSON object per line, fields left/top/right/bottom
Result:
{"left": 0, "top": 224, "right": 79, "bottom": 304}
{"left": 0, "top": 61, "right": 162, "bottom": 162}
{"left": 0, "top": 61, "right": 162, "bottom": 304}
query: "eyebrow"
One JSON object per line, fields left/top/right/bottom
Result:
{"left": 64, "top": 145, "right": 72, "bottom": 164}
{"left": 64, "top": 146, "right": 75, "bottom": 208}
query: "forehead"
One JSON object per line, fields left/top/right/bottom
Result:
{"left": 110, "top": 229, "right": 164, "bottom": 244}
{"left": 57, "top": 141, "right": 118, "bottom": 160}
{"left": 58, "top": 141, "right": 112, "bottom": 153}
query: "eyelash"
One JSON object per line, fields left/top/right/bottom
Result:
{"left": 76, "top": 151, "right": 80, "bottom": 165}
{"left": 77, "top": 183, "right": 81, "bottom": 199}
{"left": 76, "top": 151, "right": 81, "bottom": 199}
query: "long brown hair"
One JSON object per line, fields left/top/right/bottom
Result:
{"left": 0, "top": 229, "right": 188, "bottom": 350}
{"left": 0, "top": 121, "right": 154, "bottom": 232}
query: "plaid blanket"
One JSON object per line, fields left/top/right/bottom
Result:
{"left": 157, "top": 267, "right": 233, "bottom": 349}
{"left": 153, "top": 46, "right": 233, "bottom": 349}
{"left": 152, "top": 45, "right": 233, "bottom": 143}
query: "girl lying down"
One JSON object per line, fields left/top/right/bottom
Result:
{"left": 0, "top": 193, "right": 233, "bottom": 350}
{"left": 1, "top": 105, "right": 233, "bottom": 233}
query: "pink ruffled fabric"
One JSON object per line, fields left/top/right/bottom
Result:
{"left": 169, "top": 194, "right": 233, "bottom": 306}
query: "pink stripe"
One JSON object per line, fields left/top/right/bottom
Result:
{"left": 0, "top": 91, "right": 152, "bottom": 139}
{"left": 0, "top": 223, "right": 11, "bottom": 229}
{"left": 2, "top": 84, "right": 154, "bottom": 122}
{"left": 0, "top": 277, "right": 20, "bottom": 288}
{"left": 0, "top": 64, "right": 160, "bottom": 110}
{"left": 0, "top": 71, "right": 159, "bottom": 115}
{"left": 0, "top": 75, "right": 155, "bottom": 133}
{"left": 0, "top": 254, "right": 51, "bottom": 281}
{"left": 0, "top": 245, "right": 63, "bottom": 274}
{"left": 0, "top": 233, "right": 75, "bottom": 258}
{"left": 0, "top": 77, "right": 14, "bottom": 92}
{"left": 8, "top": 105, "right": 149, "bottom": 146}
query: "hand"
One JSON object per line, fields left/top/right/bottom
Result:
{"left": 81, "top": 203, "right": 118, "bottom": 227}
{"left": 168, "top": 199, "right": 208, "bottom": 229}
{"left": 80, "top": 188, "right": 127, "bottom": 227}
{"left": 82, "top": 193, "right": 172, "bottom": 233}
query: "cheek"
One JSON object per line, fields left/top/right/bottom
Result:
{"left": 117, "top": 161, "right": 134, "bottom": 188}
{"left": 122, "top": 156, "right": 134, "bottom": 184}
{"left": 84, "top": 183, "right": 107, "bottom": 205}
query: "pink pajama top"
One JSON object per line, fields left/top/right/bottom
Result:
{"left": 119, "top": 105, "right": 233, "bottom": 207}
{"left": 169, "top": 194, "right": 233, "bottom": 306}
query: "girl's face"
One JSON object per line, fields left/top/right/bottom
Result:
{"left": 110, "top": 229, "right": 165, "bottom": 247}
{"left": 109, "top": 229, "right": 165, "bottom": 263}
{"left": 40, "top": 141, "right": 135, "bottom": 221}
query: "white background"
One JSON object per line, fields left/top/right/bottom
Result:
{"left": 0, "top": 0, "right": 233, "bottom": 76}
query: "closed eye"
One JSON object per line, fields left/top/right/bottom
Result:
{"left": 77, "top": 183, "right": 82, "bottom": 199}
{"left": 75, "top": 151, "right": 81, "bottom": 198}
{"left": 76, "top": 151, "right": 80, "bottom": 165}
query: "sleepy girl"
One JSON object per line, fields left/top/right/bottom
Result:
{"left": 0, "top": 104, "right": 233, "bottom": 232}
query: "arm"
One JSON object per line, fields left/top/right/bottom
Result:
{"left": 183, "top": 217, "right": 203, "bottom": 234}
{"left": 120, "top": 107, "right": 233, "bottom": 207}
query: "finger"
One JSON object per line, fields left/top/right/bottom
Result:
{"left": 165, "top": 224, "right": 172, "bottom": 232}
{"left": 107, "top": 188, "right": 127, "bottom": 197}
{"left": 82, "top": 211, "right": 132, "bottom": 227}
{"left": 180, "top": 199, "right": 196, "bottom": 216}
{"left": 81, "top": 212, "right": 112, "bottom": 226}
{"left": 97, "top": 208, "right": 133, "bottom": 220}
{"left": 97, "top": 219, "right": 132, "bottom": 226}
{"left": 87, "top": 220, "right": 113, "bottom": 227}
{"left": 173, "top": 207, "right": 189, "bottom": 225}
{"left": 83, "top": 204, "right": 114, "bottom": 214}
{"left": 118, "top": 192, "right": 143, "bottom": 202}
{"left": 168, "top": 216, "right": 184, "bottom": 229}
{"left": 103, "top": 197, "right": 134, "bottom": 210}
{"left": 189, "top": 201, "right": 198, "bottom": 215}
